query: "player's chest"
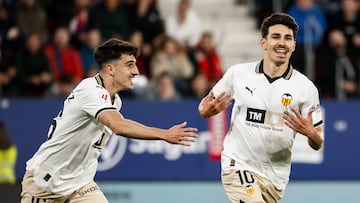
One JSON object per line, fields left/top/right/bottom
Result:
{"left": 233, "top": 77, "right": 302, "bottom": 111}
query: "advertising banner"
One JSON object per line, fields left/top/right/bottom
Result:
{"left": 0, "top": 99, "right": 358, "bottom": 181}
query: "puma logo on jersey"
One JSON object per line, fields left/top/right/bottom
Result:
{"left": 245, "top": 86, "right": 255, "bottom": 95}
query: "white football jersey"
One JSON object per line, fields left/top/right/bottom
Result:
{"left": 213, "top": 61, "right": 323, "bottom": 190}
{"left": 26, "top": 74, "right": 122, "bottom": 195}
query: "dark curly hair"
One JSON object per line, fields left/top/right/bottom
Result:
{"left": 94, "top": 38, "right": 140, "bottom": 68}
{"left": 260, "top": 13, "right": 299, "bottom": 40}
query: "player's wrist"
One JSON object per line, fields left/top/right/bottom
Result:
{"left": 307, "top": 128, "right": 324, "bottom": 150}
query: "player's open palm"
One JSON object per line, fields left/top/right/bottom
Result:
{"left": 283, "top": 108, "right": 314, "bottom": 136}
{"left": 166, "top": 122, "right": 198, "bottom": 146}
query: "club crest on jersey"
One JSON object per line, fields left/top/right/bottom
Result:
{"left": 245, "top": 185, "right": 254, "bottom": 195}
{"left": 281, "top": 93, "right": 292, "bottom": 107}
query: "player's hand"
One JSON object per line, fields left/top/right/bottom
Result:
{"left": 283, "top": 107, "right": 324, "bottom": 150}
{"left": 283, "top": 107, "right": 315, "bottom": 136}
{"left": 166, "top": 122, "right": 198, "bottom": 146}
{"left": 198, "top": 92, "right": 233, "bottom": 118}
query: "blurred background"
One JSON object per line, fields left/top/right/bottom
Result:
{"left": 0, "top": 0, "right": 359, "bottom": 202}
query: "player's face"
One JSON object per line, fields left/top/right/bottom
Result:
{"left": 261, "top": 24, "right": 296, "bottom": 66}
{"left": 113, "top": 54, "right": 139, "bottom": 90}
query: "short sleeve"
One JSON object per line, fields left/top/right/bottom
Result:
{"left": 74, "top": 80, "right": 117, "bottom": 120}
{"left": 212, "top": 66, "right": 235, "bottom": 97}
{"left": 301, "top": 84, "right": 323, "bottom": 127}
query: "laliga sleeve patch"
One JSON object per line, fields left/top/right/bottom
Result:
{"left": 98, "top": 92, "right": 110, "bottom": 104}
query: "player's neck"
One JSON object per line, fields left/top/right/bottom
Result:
{"left": 98, "top": 72, "right": 117, "bottom": 102}
{"left": 262, "top": 61, "right": 288, "bottom": 78}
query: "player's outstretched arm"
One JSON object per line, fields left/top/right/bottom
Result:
{"left": 98, "top": 110, "right": 198, "bottom": 146}
{"left": 198, "top": 91, "right": 233, "bottom": 118}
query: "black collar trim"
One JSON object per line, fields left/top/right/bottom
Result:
{"left": 95, "top": 74, "right": 105, "bottom": 88}
{"left": 255, "top": 60, "right": 293, "bottom": 81}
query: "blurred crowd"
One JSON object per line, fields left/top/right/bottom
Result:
{"left": 0, "top": 0, "right": 222, "bottom": 101}
{"left": 0, "top": 0, "right": 359, "bottom": 101}
{"left": 253, "top": 0, "right": 360, "bottom": 100}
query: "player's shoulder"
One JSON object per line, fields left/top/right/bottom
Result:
{"left": 76, "top": 76, "right": 105, "bottom": 91}
{"left": 291, "top": 69, "right": 317, "bottom": 89}
{"left": 226, "top": 61, "right": 258, "bottom": 72}
{"left": 72, "top": 76, "right": 109, "bottom": 100}
{"left": 290, "top": 69, "right": 319, "bottom": 92}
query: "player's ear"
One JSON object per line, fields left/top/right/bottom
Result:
{"left": 260, "top": 38, "right": 266, "bottom": 50}
{"left": 291, "top": 40, "right": 296, "bottom": 52}
{"left": 106, "top": 64, "right": 115, "bottom": 76}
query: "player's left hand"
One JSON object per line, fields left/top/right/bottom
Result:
{"left": 283, "top": 107, "right": 316, "bottom": 136}
{"left": 166, "top": 121, "right": 198, "bottom": 146}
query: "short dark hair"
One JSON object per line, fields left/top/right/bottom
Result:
{"left": 94, "top": 38, "right": 140, "bottom": 68}
{"left": 260, "top": 13, "right": 299, "bottom": 40}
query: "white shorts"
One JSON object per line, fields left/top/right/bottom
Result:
{"left": 21, "top": 170, "right": 108, "bottom": 203}
{"left": 221, "top": 164, "right": 284, "bottom": 203}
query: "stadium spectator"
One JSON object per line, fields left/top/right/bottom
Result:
{"left": 165, "top": 0, "right": 203, "bottom": 49}
{"left": 0, "top": 121, "right": 17, "bottom": 185}
{"left": 67, "top": 0, "right": 93, "bottom": 47}
{"left": 142, "top": 71, "right": 182, "bottom": 101}
{"left": 126, "top": 0, "right": 165, "bottom": 44}
{"left": 318, "top": 0, "right": 360, "bottom": 99}
{"left": 286, "top": 0, "right": 328, "bottom": 77}
{"left": 0, "top": 38, "right": 20, "bottom": 97}
{"left": 195, "top": 31, "right": 223, "bottom": 87}
{"left": 188, "top": 72, "right": 210, "bottom": 99}
{"left": 0, "top": 0, "right": 15, "bottom": 41}
{"left": 15, "top": 0, "right": 48, "bottom": 42}
{"left": 41, "top": 0, "right": 93, "bottom": 48}
{"left": 44, "top": 26, "right": 84, "bottom": 84}
{"left": 44, "top": 73, "right": 76, "bottom": 99}
{"left": 0, "top": 1, "right": 23, "bottom": 75}
{"left": 15, "top": 32, "right": 52, "bottom": 97}
{"left": 0, "top": 57, "right": 18, "bottom": 97}
{"left": 150, "top": 35, "right": 194, "bottom": 95}
{"left": 87, "top": 0, "right": 131, "bottom": 40}
{"left": 317, "top": 0, "right": 341, "bottom": 15}
{"left": 79, "top": 27, "right": 102, "bottom": 77}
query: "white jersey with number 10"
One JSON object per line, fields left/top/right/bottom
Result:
{"left": 213, "top": 61, "right": 323, "bottom": 190}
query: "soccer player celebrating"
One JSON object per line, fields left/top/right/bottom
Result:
{"left": 21, "top": 38, "right": 198, "bottom": 203}
{"left": 198, "top": 13, "right": 324, "bottom": 203}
